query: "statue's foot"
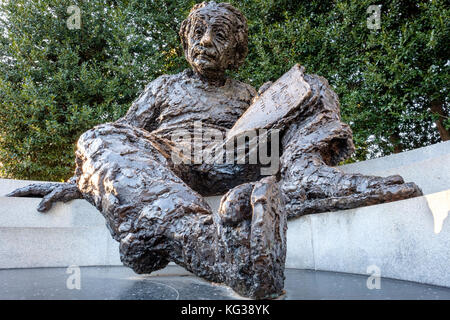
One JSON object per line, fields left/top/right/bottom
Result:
{"left": 352, "top": 173, "right": 422, "bottom": 202}
{"left": 248, "top": 176, "right": 287, "bottom": 299}
{"left": 217, "top": 177, "right": 287, "bottom": 299}
{"left": 217, "top": 182, "right": 254, "bottom": 226}
{"left": 362, "top": 174, "right": 420, "bottom": 193}
{"left": 285, "top": 172, "right": 423, "bottom": 218}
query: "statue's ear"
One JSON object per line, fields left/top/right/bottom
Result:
{"left": 179, "top": 19, "right": 190, "bottom": 53}
{"left": 230, "top": 25, "right": 248, "bottom": 70}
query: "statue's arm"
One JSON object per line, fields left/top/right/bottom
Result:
{"left": 6, "top": 176, "right": 82, "bottom": 212}
{"left": 6, "top": 77, "right": 168, "bottom": 212}
{"left": 249, "top": 81, "right": 273, "bottom": 105}
{"left": 115, "top": 75, "right": 168, "bottom": 132}
{"left": 257, "top": 81, "right": 273, "bottom": 95}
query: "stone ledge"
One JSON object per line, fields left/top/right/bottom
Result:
{"left": 0, "top": 226, "right": 121, "bottom": 269}
{"left": 286, "top": 189, "right": 450, "bottom": 288}
{"left": 1, "top": 189, "right": 448, "bottom": 288}
{"left": 0, "top": 197, "right": 121, "bottom": 269}
{"left": 339, "top": 147, "right": 450, "bottom": 195}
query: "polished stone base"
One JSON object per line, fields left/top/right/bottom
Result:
{"left": 1, "top": 265, "right": 450, "bottom": 300}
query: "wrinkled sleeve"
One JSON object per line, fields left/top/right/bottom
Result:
{"left": 115, "top": 75, "right": 168, "bottom": 132}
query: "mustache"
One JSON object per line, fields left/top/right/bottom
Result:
{"left": 192, "top": 46, "right": 217, "bottom": 59}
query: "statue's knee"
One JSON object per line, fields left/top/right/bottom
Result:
{"left": 119, "top": 234, "right": 170, "bottom": 274}
{"left": 217, "top": 182, "right": 254, "bottom": 226}
{"left": 76, "top": 124, "right": 113, "bottom": 157}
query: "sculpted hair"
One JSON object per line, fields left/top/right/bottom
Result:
{"left": 179, "top": 1, "right": 248, "bottom": 70}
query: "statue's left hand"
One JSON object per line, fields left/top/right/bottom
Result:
{"left": 6, "top": 178, "right": 82, "bottom": 213}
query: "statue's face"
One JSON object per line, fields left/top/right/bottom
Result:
{"left": 185, "top": 10, "right": 237, "bottom": 79}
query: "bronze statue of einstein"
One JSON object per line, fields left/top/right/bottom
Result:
{"left": 9, "top": 2, "right": 421, "bottom": 299}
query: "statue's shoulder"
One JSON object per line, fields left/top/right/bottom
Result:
{"left": 228, "top": 78, "right": 257, "bottom": 100}
{"left": 142, "top": 73, "right": 176, "bottom": 94}
{"left": 143, "top": 70, "right": 257, "bottom": 102}
{"left": 141, "top": 69, "right": 194, "bottom": 94}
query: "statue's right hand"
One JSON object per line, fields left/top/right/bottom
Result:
{"left": 6, "top": 181, "right": 82, "bottom": 213}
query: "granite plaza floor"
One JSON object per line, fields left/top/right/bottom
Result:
{"left": 1, "top": 265, "right": 450, "bottom": 300}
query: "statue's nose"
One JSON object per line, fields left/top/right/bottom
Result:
{"left": 200, "top": 28, "right": 213, "bottom": 47}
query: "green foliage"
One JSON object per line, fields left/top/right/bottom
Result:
{"left": 0, "top": 0, "right": 448, "bottom": 181}
{"left": 232, "top": 0, "right": 449, "bottom": 161}
{"left": 0, "top": 0, "right": 192, "bottom": 180}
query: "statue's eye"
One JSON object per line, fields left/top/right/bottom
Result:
{"left": 216, "top": 32, "right": 226, "bottom": 41}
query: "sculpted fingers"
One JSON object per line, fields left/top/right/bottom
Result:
{"left": 37, "top": 188, "right": 59, "bottom": 212}
{"left": 37, "top": 184, "right": 82, "bottom": 213}
{"left": 6, "top": 183, "right": 60, "bottom": 198}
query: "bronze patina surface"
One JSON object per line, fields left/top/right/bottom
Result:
{"left": 8, "top": 2, "right": 422, "bottom": 299}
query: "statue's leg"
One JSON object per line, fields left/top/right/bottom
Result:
{"left": 214, "top": 176, "right": 287, "bottom": 298}
{"left": 75, "top": 122, "right": 216, "bottom": 275}
{"left": 74, "top": 122, "right": 285, "bottom": 299}
{"left": 280, "top": 74, "right": 422, "bottom": 218}
{"left": 281, "top": 151, "right": 422, "bottom": 218}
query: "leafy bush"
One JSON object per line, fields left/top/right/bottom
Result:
{"left": 0, "top": 0, "right": 448, "bottom": 181}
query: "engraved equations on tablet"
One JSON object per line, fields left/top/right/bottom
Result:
{"left": 226, "top": 64, "right": 312, "bottom": 139}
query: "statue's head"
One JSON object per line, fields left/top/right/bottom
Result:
{"left": 179, "top": 2, "right": 248, "bottom": 82}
